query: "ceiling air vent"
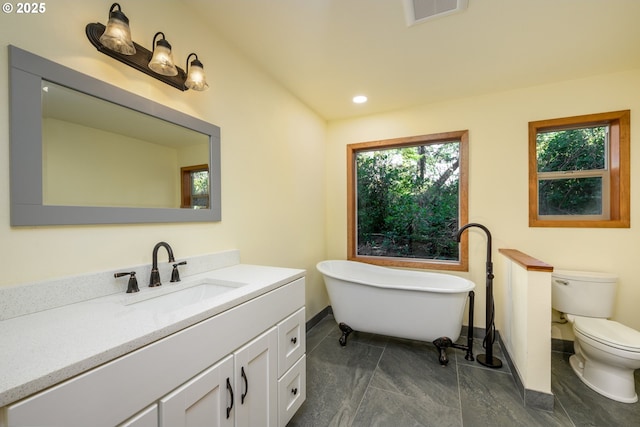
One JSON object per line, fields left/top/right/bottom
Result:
{"left": 403, "top": 0, "right": 468, "bottom": 26}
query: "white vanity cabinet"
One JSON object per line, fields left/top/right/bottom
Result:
{"left": 2, "top": 276, "right": 305, "bottom": 427}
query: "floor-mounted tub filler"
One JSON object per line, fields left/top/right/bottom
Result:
{"left": 456, "top": 223, "right": 503, "bottom": 369}
{"left": 317, "top": 260, "right": 475, "bottom": 365}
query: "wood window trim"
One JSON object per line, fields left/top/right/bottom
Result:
{"left": 528, "top": 110, "right": 630, "bottom": 228}
{"left": 180, "top": 164, "right": 209, "bottom": 209}
{"left": 347, "top": 130, "right": 469, "bottom": 271}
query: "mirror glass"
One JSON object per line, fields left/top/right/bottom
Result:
{"left": 41, "top": 81, "right": 209, "bottom": 209}
{"left": 9, "top": 45, "right": 221, "bottom": 225}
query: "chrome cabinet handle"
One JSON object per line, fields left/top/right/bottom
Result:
{"left": 554, "top": 279, "right": 569, "bottom": 286}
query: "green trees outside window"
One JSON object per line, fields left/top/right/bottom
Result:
{"left": 181, "top": 164, "right": 209, "bottom": 209}
{"left": 528, "top": 110, "right": 630, "bottom": 228}
{"left": 356, "top": 143, "right": 460, "bottom": 260}
{"left": 348, "top": 131, "right": 469, "bottom": 271}
{"left": 536, "top": 126, "right": 607, "bottom": 217}
{"left": 190, "top": 170, "right": 210, "bottom": 209}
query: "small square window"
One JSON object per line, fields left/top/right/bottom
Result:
{"left": 528, "top": 111, "right": 630, "bottom": 228}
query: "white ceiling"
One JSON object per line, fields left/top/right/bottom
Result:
{"left": 182, "top": 0, "right": 640, "bottom": 121}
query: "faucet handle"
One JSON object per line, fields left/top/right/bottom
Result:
{"left": 170, "top": 261, "right": 187, "bottom": 282}
{"left": 114, "top": 271, "right": 139, "bottom": 293}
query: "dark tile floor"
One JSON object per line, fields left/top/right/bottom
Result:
{"left": 288, "top": 314, "right": 640, "bottom": 427}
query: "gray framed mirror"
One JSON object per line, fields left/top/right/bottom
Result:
{"left": 9, "top": 45, "right": 221, "bottom": 226}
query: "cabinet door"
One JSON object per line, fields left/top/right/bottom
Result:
{"left": 118, "top": 404, "right": 158, "bottom": 427}
{"left": 235, "top": 327, "right": 278, "bottom": 427}
{"left": 159, "top": 355, "right": 234, "bottom": 427}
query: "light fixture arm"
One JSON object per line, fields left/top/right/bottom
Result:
{"left": 109, "top": 3, "right": 124, "bottom": 16}
{"left": 152, "top": 32, "right": 168, "bottom": 51}
{"left": 105, "top": 3, "right": 129, "bottom": 26}
{"left": 186, "top": 53, "right": 199, "bottom": 72}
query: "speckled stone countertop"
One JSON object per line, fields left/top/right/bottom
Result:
{"left": 0, "top": 250, "right": 305, "bottom": 407}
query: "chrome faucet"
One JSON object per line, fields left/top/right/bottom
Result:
{"left": 149, "top": 241, "right": 176, "bottom": 287}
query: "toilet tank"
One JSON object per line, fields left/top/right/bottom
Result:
{"left": 551, "top": 269, "right": 618, "bottom": 318}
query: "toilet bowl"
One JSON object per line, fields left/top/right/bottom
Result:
{"left": 552, "top": 270, "right": 640, "bottom": 403}
{"left": 567, "top": 314, "right": 640, "bottom": 403}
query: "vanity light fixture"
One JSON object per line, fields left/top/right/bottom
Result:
{"left": 86, "top": 3, "right": 209, "bottom": 91}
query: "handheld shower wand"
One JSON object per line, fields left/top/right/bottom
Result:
{"left": 456, "top": 223, "right": 502, "bottom": 369}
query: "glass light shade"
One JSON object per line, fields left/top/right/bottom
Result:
{"left": 148, "top": 38, "right": 178, "bottom": 76}
{"left": 185, "top": 60, "right": 209, "bottom": 91}
{"left": 99, "top": 6, "right": 135, "bottom": 55}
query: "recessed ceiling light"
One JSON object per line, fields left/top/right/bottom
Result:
{"left": 353, "top": 95, "right": 368, "bottom": 104}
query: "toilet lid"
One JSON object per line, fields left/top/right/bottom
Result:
{"left": 574, "top": 317, "right": 640, "bottom": 352}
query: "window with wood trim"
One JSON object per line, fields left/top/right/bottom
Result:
{"left": 347, "top": 131, "right": 469, "bottom": 271}
{"left": 529, "top": 110, "right": 630, "bottom": 228}
{"left": 181, "top": 164, "right": 209, "bottom": 209}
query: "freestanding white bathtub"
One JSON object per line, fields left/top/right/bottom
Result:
{"left": 317, "top": 260, "right": 476, "bottom": 364}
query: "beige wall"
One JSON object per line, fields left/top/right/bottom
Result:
{"left": 2, "top": 1, "right": 639, "bottom": 332}
{"left": 0, "top": 1, "right": 329, "bottom": 319}
{"left": 326, "top": 69, "right": 640, "bottom": 333}
{"left": 43, "top": 118, "right": 180, "bottom": 207}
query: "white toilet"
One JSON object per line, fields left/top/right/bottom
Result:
{"left": 552, "top": 269, "right": 640, "bottom": 403}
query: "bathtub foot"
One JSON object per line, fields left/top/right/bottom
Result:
{"left": 338, "top": 322, "right": 353, "bottom": 346}
{"left": 433, "top": 337, "right": 453, "bottom": 366}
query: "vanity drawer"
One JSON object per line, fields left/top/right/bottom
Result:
{"left": 277, "top": 307, "right": 305, "bottom": 376}
{"left": 278, "top": 355, "right": 306, "bottom": 427}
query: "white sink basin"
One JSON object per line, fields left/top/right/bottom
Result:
{"left": 125, "top": 278, "right": 247, "bottom": 312}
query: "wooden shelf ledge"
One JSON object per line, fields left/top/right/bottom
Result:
{"left": 498, "top": 249, "right": 553, "bottom": 272}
